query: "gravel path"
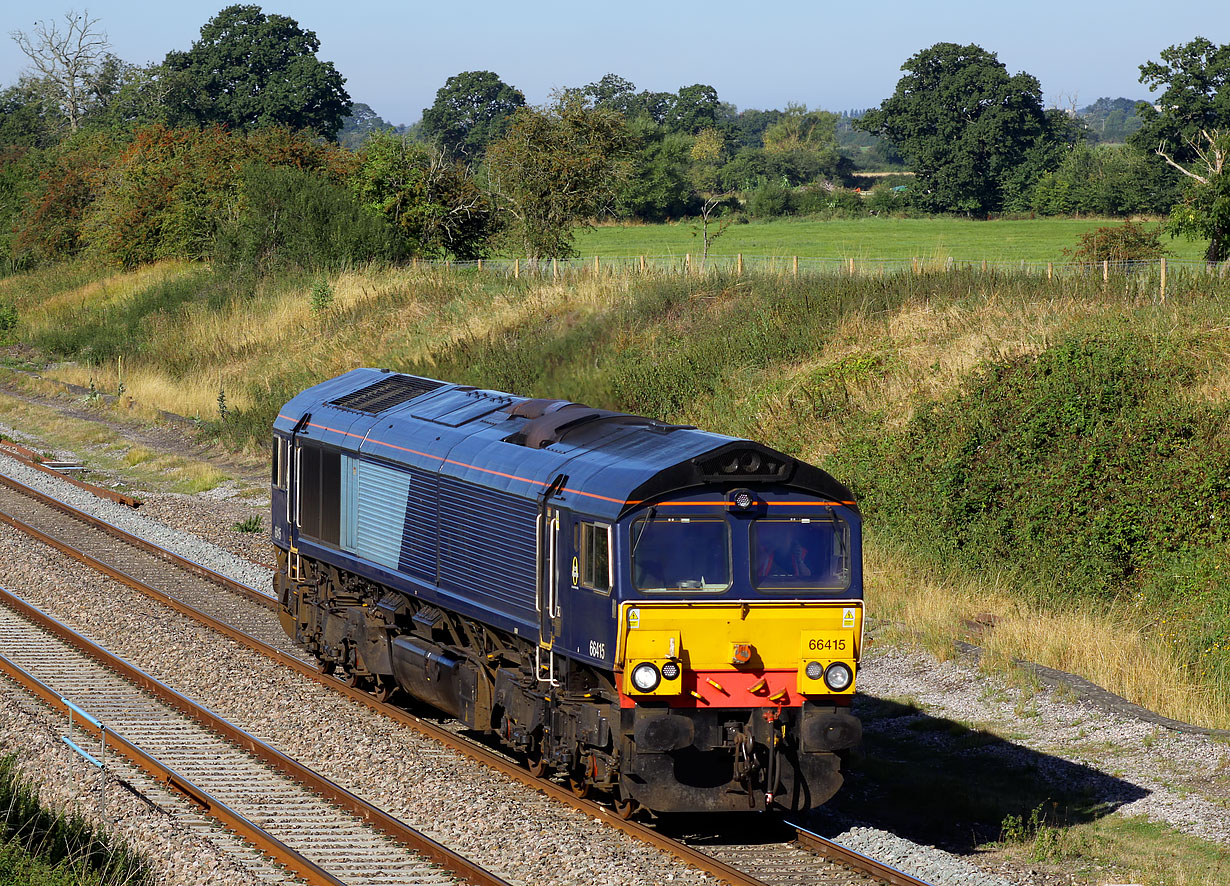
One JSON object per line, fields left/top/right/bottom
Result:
{"left": 2, "top": 449, "right": 1229, "bottom": 886}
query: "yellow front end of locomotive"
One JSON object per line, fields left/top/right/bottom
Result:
{"left": 619, "top": 601, "right": 862, "bottom": 701}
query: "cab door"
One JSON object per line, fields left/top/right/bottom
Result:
{"left": 561, "top": 515, "right": 616, "bottom": 671}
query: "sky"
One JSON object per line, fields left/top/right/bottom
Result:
{"left": 0, "top": 0, "right": 1225, "bottom": 126}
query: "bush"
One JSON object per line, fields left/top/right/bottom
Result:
{"left": 746, "top": 179, "right": 796, "bottom": 218}
{"left": 215, "top": 164, "right": 403, "bottom": 275}
{"left": 0, "top": 299, "right": 16, "bottom": 343}
{"left": 1065, "top": 219, "right": 1168, "bottom": 267}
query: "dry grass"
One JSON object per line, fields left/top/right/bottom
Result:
{"left": 0, "top": 389, "right": 233, "bottom": 494}
{"left": 866, "top": 542, "right": 1230, "bottom": 730}
{"left": 29, "top": 265, "right": 631, "bottom": 422}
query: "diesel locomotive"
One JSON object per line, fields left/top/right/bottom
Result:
{"left": 272, "top": 369, "right": 863, "bottom": 815}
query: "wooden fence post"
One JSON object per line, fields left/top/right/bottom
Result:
{"left": 1160, "top": 257, "right": 1167, "bottom": 302}
{"left": 1047, "top": 262, "right": 1053, "bottom": 280}
{"left": 639, "top": 255, "right": 646, "bottom": 273}
{"left": 514, "top": 258, "right": 520, "bottom": 279}
{"left": 594, "top": 256, "right": 600, "bottom": 275}
{"left": 737, "top": 253, "right": 743, "bottom": 276}
{"left": 1103, "top": 259, "right": 1109, "bottom": 283}
{"left": 912, "top": 257, "right": 919, "bottom": 275}
{"left": 446, "top": 259, "right": 451, "bottom": 273}
{"left": 685, "top": 253, "right": 691, "bottom": 274}
{"left": 981, "top": 259, "right": 987, "bottom": 273}
{"left": 848, "top": 257, "right": 855, "bottom": 275}
{"left": 477, "top": 258, "right": 483, "bottom": 271}
{"left": 792, "top": 256, "right": 798, "bottom": 277}
{"left": 412, "top": 256, "right": 418, "bottom": 269}
{"left": 552, "top": 258, "right": 558, "bottom": 280}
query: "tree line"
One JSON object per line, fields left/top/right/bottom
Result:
{"left": 1, "top": 5, "right": 1227, "bottom": 271}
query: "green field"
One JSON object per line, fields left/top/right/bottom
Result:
{"left": 574, "top": 216, "right": 1210, "bottom": 264}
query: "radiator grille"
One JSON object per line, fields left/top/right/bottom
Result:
{"left": 330, "top": 375, "right": 444, "bottom": 414}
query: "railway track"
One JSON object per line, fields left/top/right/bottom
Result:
{"left": 0, "top": 466, "right": 934, "bottom": 886}
{"left": 0, "top": 587, "right": 507, "bottom": 886}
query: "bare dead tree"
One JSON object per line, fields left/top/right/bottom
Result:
{"left": 10, "top": 9, "right": 109, "bottom": 132}
{"left": 1156, "top": 128, "right": 1227, "bottom": 185}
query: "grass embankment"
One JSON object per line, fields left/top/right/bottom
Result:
{"left": 575, "top": 215, "right": 1212, "bottom": 263}
{"left": 0, "top": 755, "right": 150, "bottom": 886}
{"left": 5, "top": 257, "right": 1230, "bottom": 882}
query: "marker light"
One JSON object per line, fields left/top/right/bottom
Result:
{"left": 805, "top": 661, "right": 823, "bottom": 680}
{"left": 661, "top": 661, "right": 681, "bottom": 680}
{"left": 631, "top": 662, "right": 661, "bottom": 692}
{"left": 824, "top": 662, "right": 853, "bottom": 692}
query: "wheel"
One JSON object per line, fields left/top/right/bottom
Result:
{"left": 344, "top": 671, "right": 362, "bottom": 689}
{"left": 568, "top": 774, "right": 591, "bottom": 799}
{"left": 613, "top": 795, "right": 638, "bottom": 820}
{"left": 528, "top": 751, "right": 549, "bottom": 778}
{"left": 315, "top": 658, "right": 334, "bottom": 675}
{"left": 372, "top": 680, "right": 393, "bottom": 703}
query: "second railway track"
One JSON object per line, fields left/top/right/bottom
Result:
{"left": 0, "top": 587, "right": 507, "bottom": 886}
{"left": 0, "top": 463, "right": 933, "bottom": 886}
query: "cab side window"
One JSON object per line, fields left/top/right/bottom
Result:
{"left": 576, "top": 521, "right": 611, "bottom": 593}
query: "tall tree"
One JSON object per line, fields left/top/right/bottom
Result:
{"left": 486, "top": 94, "right": 630, "bottom": 260}
{"left": 857, "top": 43, "right": 1057, "bottom": 216}
{"left": 1134, "top": 37, "right": 1230, "bottom": 262}
{"left": 161, "top": 4, "right": 350, "bottom": 139}
{"left": 420, "top": 71, "right": 525, "bottom": 159}
{"left": 670, "top": 84, "right": 721, "bottom": 134}
{"left": 9, "top": 9, "right": 109, "bottom": 133}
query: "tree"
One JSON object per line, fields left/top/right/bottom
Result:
{"left": 857, "top": 43, "right": 1058, "bottom": 216}
{"left": 10, "top": 9, "right": 110, "bottom": 133}
{"left": 162, "top": 4, "right": 350, "bottom": 139}
{"left": 352, "top": 133, "right": 496, "bottom": 258}
{"left": 615, "top": 119, "right": 697, "bottom": 221}
{"left": 486, "top": 95, "right": 630, "bottom": 260}
{"left": 337, "top": 102, "right": 397, "bottom": 150}
{"left": 1134, "top": 37, "right": 1230, "bottom": 262}
{"left": 0, "top": 79, "right": 60, "bottom": 147}
{"left": 689, "top": 128, "right": 735, "bottom": 263}
{"left": 584, "top": 74, "right": 638, "bottom": 115}
{"left": 420, "top": 71, "right": 525, "bottom": 159}
{"left": 670, "top": 84, "right": 721, "bottom": 134}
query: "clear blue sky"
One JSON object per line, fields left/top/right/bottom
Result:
{"left": 1, "top": 0, "right": 1225, "bottom": 126}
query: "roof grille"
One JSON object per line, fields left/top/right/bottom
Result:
{"left": 330, "top": 375, "right": 444, "bottom": 414}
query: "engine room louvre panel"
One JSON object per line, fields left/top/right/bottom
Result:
{"left": 355, "top": 459, "right": 413, "bottom": 570}
{"left": 400, "top": 471, "right": 439, "bottom": 579}
{"left": 437, "top": 476, "right": 536, "bottom": 611}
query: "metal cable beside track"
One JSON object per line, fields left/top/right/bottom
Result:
{"left": 0, "top": 469, "right": 933, "bottom": 886}
{"left": 0, "top": 587, "right": 510, "bottom": 886}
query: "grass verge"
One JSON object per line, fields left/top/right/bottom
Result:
{"left": 0, "top": 755, "right": 150, "bottom": 886}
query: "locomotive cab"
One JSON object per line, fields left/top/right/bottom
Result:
{"left": 595, "top": 487, "right": 863, "bottom": 812}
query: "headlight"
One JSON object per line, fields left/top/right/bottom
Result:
{"left": 631, "top": 662, "right": 661, "bottom": 692}
{"left": 805, "top": 661, "right": 823, "bottom": 680}
{"left": 824, "top": 662, "right": 853, "bottom": 692}
{"left": 660, "top": 661, "right": 680, "bottom": 680}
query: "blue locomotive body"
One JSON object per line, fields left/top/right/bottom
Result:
{"left": 273, "top": 368, "right": 865, "bottom": 814}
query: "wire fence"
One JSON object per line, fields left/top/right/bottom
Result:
{"left": 408, "top": 254, "right": 1230, "bottom": 287}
